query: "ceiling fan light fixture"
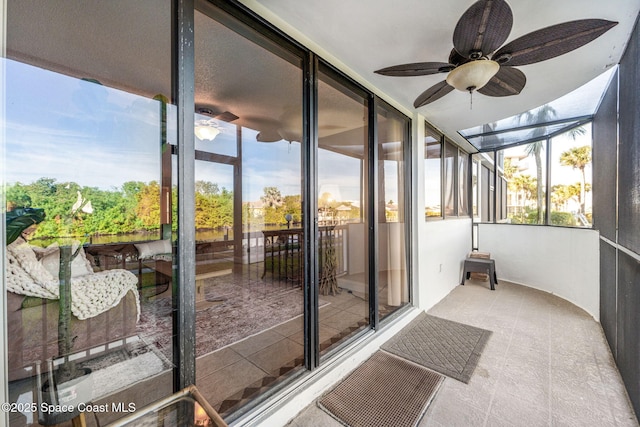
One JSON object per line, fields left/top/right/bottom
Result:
{"left": 194, "top": 120, "right": 221, "bottom": 141}
{"left": 446, "top": 59, "right": 500, "bottom": 92}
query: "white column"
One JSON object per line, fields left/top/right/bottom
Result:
{"left": 412, "top": 112, "right": 426, "bottom": 309}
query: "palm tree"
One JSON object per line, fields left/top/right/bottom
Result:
{"left": 551, "top": 184, "right": 580, "bottom": 211}
{"left": 517, "top": 105, "right": 557, "bottom": 224}
{"left": 559, "top": 145, "right": 592, "bottom": 214}
{"left": 524, "top": 141, "right": 544, "bottom": 223}
{"left": 511, "top": 174, "right": 537, "bottom": 222}
{"left": 567, "top": 126, "right": 587, "bottom": 140}
{"left": 502, "top": 157, "right": 518, "bottom": 180}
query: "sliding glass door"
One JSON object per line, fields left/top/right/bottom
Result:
{"left": 317, "top": 65, "right": 371, "bottom": 356}
{"left": 377, "top": 103, "right": 410, "bottom": 319}
{"left": 3, "top": 2, "right": 175, "bottom": 426}
{"left": 194, "top": 5, "right": 305, "bottom": 417}
{"left": 1, "top": 1, "right": 413, "bottom": 423}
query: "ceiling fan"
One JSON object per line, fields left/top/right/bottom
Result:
{"left": 374, "top": 0, "right": 618, "bottom": 107}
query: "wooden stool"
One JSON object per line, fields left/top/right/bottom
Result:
{"left": 468, "top": 251, "right": 490, "bottom": 280}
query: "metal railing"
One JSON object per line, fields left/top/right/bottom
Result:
{"left": 261, "top": 225, "right": 348, "bottom": 286}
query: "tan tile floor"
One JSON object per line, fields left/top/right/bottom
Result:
{"left": 287, "top": 280, "right": 639, "bottom": 427}
{"left": 196, "top": 284, "right": 371, "bottom": 415}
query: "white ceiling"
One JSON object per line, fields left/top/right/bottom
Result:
{"left": 6, "top": 0, "right": 639, "bottom": 151}
{"left": 246, "top": 0, "right": 640, "bottom": 146}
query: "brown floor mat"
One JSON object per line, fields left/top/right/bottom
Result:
{"left": 318, "top": 351, "right": 443, "bottom": 427}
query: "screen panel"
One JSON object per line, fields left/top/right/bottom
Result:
{"left": 616, "top": 251, "right": 640, "bottom": 415}
{"left": 599, "top": 240, "right": 617, "bottom": 353}
{"left": 592, "top": 70, "right": 618, "bottom": 240}
{"left": 618, "top": 26, "right": 640, "bottom": 254}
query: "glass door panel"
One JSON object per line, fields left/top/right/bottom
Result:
{"left": 4, "top": 2, "right": 175, "bottom": 425}
{"left": 317, "top": 67, "right": 370, "bottom": 356}
{"left": 194, "top": 7, "right": 304, "bottom": 417}
{"left": 377, "top": 105, "right": 410, "bottom": 319}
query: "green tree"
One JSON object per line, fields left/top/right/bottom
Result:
{"left": 559, "top": 145, "right": 592, "bottom": 214}
{"left": 524, "top": 141, "right": 545, "bottom": 223}
{"left": 195, "top": 181, "right": 220, "bottom": 196}
{"left": 282, "top": 194, "right": 302, "bottom": 223}
{"left": 137, "top": 181, "right": 162, "bottom": 229}
{"left": 261, "top": 186, "right": 283, "bottom": 208}
{"left": 518, "top": 105, "right": 557, "bottom": 224}
{"left": 6, "top": 182, "right": 32, "bottom": 209}
{"left": 551, "top": 184, "right": 578, "bottom": 211}
{"left": 510, "top": 174, "right": 537, "bottom": 223}
{"left": 195, "top": 182, "right": 233, "bottom": 230}
{"left": 502, "top": 158, "right": 518, "bottom": 181}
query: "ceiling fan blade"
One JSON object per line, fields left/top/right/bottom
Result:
{"left": 453, "top": 0, "right": 513, "bottom": 59}
{"left": 256, "top": 130, "right": 282, "bottom": 143}
{"left": 214, "top": 111, "right": 239, "bottom": 122}
{"left": 448, "top": 48, "right": 470, "bottom": 67}
{"left": 375, "top": 62, "right": 454, "bottom": 76}
{"left": 492, "top": 19, "right": 618, "bottom": 66}
{"left": 196, "top": 106, "right": 239, "bottom": 122}
{"left": 414, "top": 81, "right": 454, "bottom": 108}
{"left": 478, "top": 67, "right": 526, "bottom": 97}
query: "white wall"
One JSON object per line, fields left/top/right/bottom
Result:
{"left": 478, "top": 224, "right": 600, "bottom": 318}
{"left": 417, "top": 218, "right": 473, "bottom": 311}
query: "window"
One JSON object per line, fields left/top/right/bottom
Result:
{"left": 317, "top": 64, "right": 370, "bottom": 356}
{"left": 195, "top": 5, "right": 306, "bottom": 414}
{"left": 549, "top": 123, "right": 593, "bottom": 227}
{"left": 458, "top": 151, "right": 469, "bottom": 216}
{"left": 443, "top": 140, "right": 457, "bottom": 217}
{"left": 3, "top": 2, "right": 415, "bottom": 422}
{"left": 424, "top": 125, "right": 442, "bottom": 219}
{"left": 483, "top": 123, "right": 592, "bottom": 227}
{"left": 472, "top": 157, "right": 479, "bottom": 217}
{"left": 425, "top": 128, "right": 470, "bottom": 219}
{"left": 377, "top": 101, "right": 410, "bottom": 319}
{"left": 502, "top": 141, "right": 547, "bottom": 224}
{"left": 4, "top": 1, "right": 175, "bottom": 423}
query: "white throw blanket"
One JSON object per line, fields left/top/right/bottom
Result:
{"left": 6, "top": 239, "right": 140, "bottom": 321}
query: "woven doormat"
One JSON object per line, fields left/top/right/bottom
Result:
{"left": 318, "top": 351, "right": 443, "bottom": 427}
{"left": 382, "top": 312, "right": 491, "bottom": 383}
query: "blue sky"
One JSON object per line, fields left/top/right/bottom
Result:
{"left": 4, "top": 59, "right": 161, "bottom": 191}
{"left": 4, "top": 58, "right": 381, "bottom": 204}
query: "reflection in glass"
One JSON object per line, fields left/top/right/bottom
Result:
{"left": 378, "top": 105, "right": 410, "bottom": 319}
{"left": 317, "top": 66, "right": 370, "bottom": 356}
{"left": 3, "top": 57, "right": 175, "bottom": 425}
{"left": 194, "top": 9, "right": 304, "bottom": 417}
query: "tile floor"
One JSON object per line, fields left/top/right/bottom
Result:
{"left": 287, "top": 280, "right": 639, "bottom": 427}
{"left": 196, "top": 284, "right": 371, "bottom": 416}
